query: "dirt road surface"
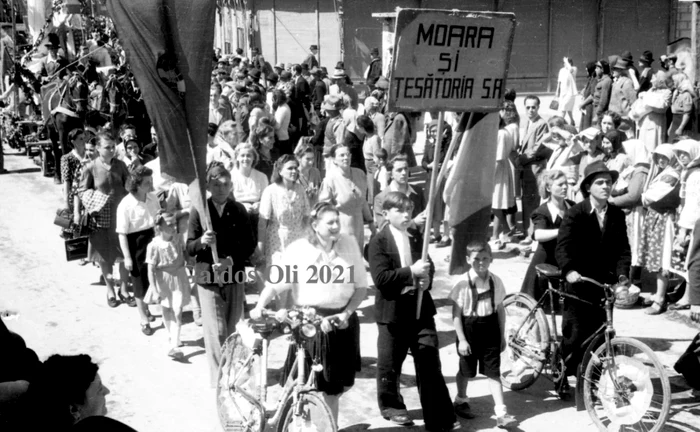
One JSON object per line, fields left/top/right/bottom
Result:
{"left": 2, "top": 140, "right": 700, "bottom": 432}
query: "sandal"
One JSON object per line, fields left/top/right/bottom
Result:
{"left": 644, "top": 301, "right": 667, "bottom": 315}
{"left": 146, "top": 311, "right": 156, "bottom": 322}
{"left": 141, "top": 323, "right": 154, "bottom": 336}
{"left": 668, "top": 302, "right": 691, "bottom": 311}
{"left": 107, "top": 296, "right": 120, "bottom": 308}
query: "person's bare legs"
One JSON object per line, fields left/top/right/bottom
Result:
{"left": 118, "top": 262, "right": 130, "bottom": 298}
{"left": 98, "top": 262, "right": 117, "bottom": 300}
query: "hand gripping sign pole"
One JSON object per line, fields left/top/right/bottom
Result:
{"left": 386, "top": 8, "right": 515, "bottom": 319}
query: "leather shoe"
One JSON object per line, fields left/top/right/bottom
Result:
{"left": 382, "top": 413, "right": 413, "bottom": 426}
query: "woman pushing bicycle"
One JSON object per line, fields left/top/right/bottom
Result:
{"left": 554, "top": 161, "right": 631, "bottom": 394}
{"left": 250, "top": 201, "right": 368, "bottom": 428}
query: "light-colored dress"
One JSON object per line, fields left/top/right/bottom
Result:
{"left": 492, "top": 126, "right": 516, "bottom": 210}
{"left": 558, "top": 66, "right": 577, "bottom": 111}
{"left": 319, "top": 167, "right": 370, "bottom": 249}
{"left": 231, "top": 167, "right": 269, "bottom": 211}
{"left": 145, "top": 235, "right": 191, "bottom": 315}
{"left": 635, "top": 89, "right": 671, "bottom": 153}
{"left": 259, "top": 182, "right": 311, "bottom": 266}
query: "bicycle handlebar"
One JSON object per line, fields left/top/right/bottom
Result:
{"left": 579, "top": 276, "right": 606, "bottom": 289}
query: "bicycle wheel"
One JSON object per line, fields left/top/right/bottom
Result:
{"left": 500, "top": 293, "right": 551, "bottom": 391}
{"left": 217, "top": 333, "right": 265, "bottom": 432}
{"left": 276, "top": 390, "right": 338, "bottom": 432}
{"left": 583, "top": 337, "right": 671, "bottom": 432}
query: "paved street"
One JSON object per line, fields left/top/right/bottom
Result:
{"left": 2, "top": 142, "right": 700, "bottom": 432}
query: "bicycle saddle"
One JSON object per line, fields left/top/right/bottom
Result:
{"left": 535, "top": 263, "right": 562, "bottom": 278}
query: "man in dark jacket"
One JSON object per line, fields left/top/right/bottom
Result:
{"left": 187, "top": 164, "right": 256, "bottom": 387}
{"left": 592, "top": 59, "right": 612, "bottom": 124}
{"left": 366, "top": 47, "right": 383, "bottom": 91}
{"left": 369, "top": 192, "right": 458, "bottom": 431}
{"left": 343, "top": 114, "right": 373, "bottom": 173}
{"left": 555, "top": 161, "right": 631, "bottom": 384}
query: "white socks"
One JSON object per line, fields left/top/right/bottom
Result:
{"left": 454, "top": 395, "right": 469, "bottom": 404}
{"left": 494, "top": 404, "right": 507, "bottom": 417}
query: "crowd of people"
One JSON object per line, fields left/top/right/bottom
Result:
{"left": 4, "top": 37, "right": 700, "bottom": 432}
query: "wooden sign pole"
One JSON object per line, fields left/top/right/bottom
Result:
{"left": 416, "top": 111, "right": 445, "bottom": 319}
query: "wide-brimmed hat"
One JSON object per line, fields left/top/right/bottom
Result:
{"left": 620, "top": 51, "right": 634, "bottom": 63}
{"left": 321, "top": 95, "right": 342, "bottom": 111}
{"left": 332, "top": 69, "right": 347, "bottom": 80}
{"left": 310, "top": 66, "right": 321, "bottom": 76}
{"left": 577, "top": 127, "right": 601, "bottom": 142}
{"left": 44, "top": 33, "right": 60, "bottom": 49}
{"left": 612, "top": 57, "right": 629, "bottom": 70}
{"left": 274, "top": 62, "right": 284, "bottom": 70}
{"left": 280, "top": 70, "right": 292, "bottom": 80}
{"left": 580, "top": 161, "right": 619, "bottom": 197}
{"left": 639, "top": 50, "right": 654, "bottom": 65}
{"left": 310, "top": 44, "right": 318, "bottom": 51}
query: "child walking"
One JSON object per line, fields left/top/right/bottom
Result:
{"left": 369, "top": 192, "right": 460, "bottom": 432}
{"left": 449, "top": 240, "right": 516, "bottom": 428}
{"left": 146, "top": 211, "right": 191, "bottom": 361}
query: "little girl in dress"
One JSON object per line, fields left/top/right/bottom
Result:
{"left": 146, "top": 211, "right": 191, "bottom": 360}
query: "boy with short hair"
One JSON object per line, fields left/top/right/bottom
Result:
{"left": 450, "top": 240, "right": 516, "bottom": 428}
{"left": 369, "top": 192, "right": 460, "bottom": 432}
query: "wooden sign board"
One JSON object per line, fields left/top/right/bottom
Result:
{"left": 388, "top": 8, "right": 516, "bottom": 113}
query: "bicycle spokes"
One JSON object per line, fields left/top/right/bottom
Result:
{"left": 582, "top": 338, "right": 671, "bottom": 432}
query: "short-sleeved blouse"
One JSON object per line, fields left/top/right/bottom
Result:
{"left": 272, "top": 234, "right": 369, "bottom": 309}
{"left": 232, "top": 168, "right": 269, "bottom": 203}
{"left": 145, "top": 235, "right": 186, "bottom": 269}
{"left": 116, "top": 192, "right": 160, "bottom": 235}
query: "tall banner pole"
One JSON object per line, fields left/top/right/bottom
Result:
{"left": 416, "top": 111, "right": 445, "bottom": 319}
{"left": 11, "top": 0, "right": 17, "bottom": 116}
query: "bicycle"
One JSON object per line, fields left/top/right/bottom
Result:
{"left": 216, "top": 308, "right": 337, "bottom": 432}
{"left": 500, "top": 263, "right": 671, "bottom": 432}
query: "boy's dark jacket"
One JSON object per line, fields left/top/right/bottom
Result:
{"left": 369, "top": 224, "right": 436, "bottom": 324}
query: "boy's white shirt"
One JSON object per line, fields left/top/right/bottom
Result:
{"left": 449, "top": 268, "right": 506, "bottom": 317}
{"left": 388, "top": 224, "right": 416, "bottom": 295}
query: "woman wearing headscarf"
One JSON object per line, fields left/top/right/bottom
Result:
{"left": 610, "top": 139, "right": 651, "bottom": 280}
{"left": 668, "top": 72, "right": 696, "bottom": 142}
{"left": 637, "top": 144, "right": 681, "bottom": 314}
{"left": 601, "top": 130, "right": 628, "bottom": 173}
{"left": 630, "top": 71, "right": 673, "bottom": 152}
{"left": 669, "top": 140, "right": 700, "bottom": 309}
{"left": 578, "top": 61, "right": 598, "bottom": 129}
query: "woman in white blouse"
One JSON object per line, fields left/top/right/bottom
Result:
{"left": 116, "top": 165, "right": 161, "bottom": 336}
{"left": 251, "top": 201, "right": 368, "bottom": 428}
{"left": 231, "top": 142, "right": 269, "bottom": 215}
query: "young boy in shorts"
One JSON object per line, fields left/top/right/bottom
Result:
{"left": 449, "top": 240, "right": 516, "bottom": 428}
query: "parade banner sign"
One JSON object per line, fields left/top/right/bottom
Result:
{"left": 388, "top": 9, "right": 516, "bottom": 112}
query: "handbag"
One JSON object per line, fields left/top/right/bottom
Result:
{"left": 64, "top": 236, "right": 88, "bottom": 261}
{"left": 549, "top": 99, "right": 559, "bottom": 111}
{"left": 54, "top": 208, "right": 73, "bottom": 229}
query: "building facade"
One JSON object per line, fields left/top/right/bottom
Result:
{"left": 215, "top": 0, "right": 678, "bottom": 93}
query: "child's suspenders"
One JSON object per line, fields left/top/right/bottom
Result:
{"left": 466, "top": 273, "right": 495, "bottom": 316}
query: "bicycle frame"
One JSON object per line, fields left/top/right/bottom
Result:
{"left": 223, "top": 317, "right": 324, "bottom": 430}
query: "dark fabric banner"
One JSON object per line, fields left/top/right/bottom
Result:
{"left": 106, "top": 0, "right": 214, "bottom": 186}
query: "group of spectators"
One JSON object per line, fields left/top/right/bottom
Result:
{"left": 7, "top": 41, "right": 700, "bottom": 431}
{"left": 510, "top": 50, "right": 700, "bottom": 324}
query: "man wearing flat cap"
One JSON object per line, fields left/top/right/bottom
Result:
{"left": 555, "top": 161, "right": 630, "bottom": 395}
{"left": 303, "top": 44, "right": 319, "bottom": 71}
{"left": 366, "top": 47, "right": 383, "bottom": 91}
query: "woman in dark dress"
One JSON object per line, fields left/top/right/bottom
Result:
{"left": 579, "top": 62, "right": 597, "bottom": 130}
{"left": 520, "top": 170, "right": 573, "bottom": 301}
